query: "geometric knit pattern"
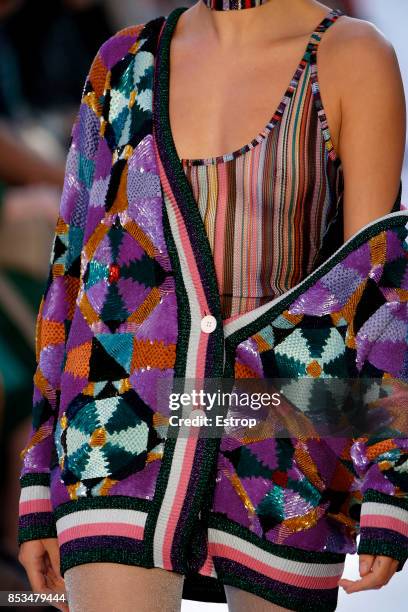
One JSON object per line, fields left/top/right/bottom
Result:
{"left": 56, "top": 391, "right": 161, "bottom": 489}
{"left": 19, "top": 19, "right": 177, "bottom": 509}
{"left": 215, "top": 226, "right": 408, "bottom": 556}
{"left": 17, "top": 8, "right": 408, "bottom": 610}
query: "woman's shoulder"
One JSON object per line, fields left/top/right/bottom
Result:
{"left": 321, "top": 13, "right": 400, "bottom": 79}
{"left": 317, "top": 11, "right": 404, "bottom": 124}
{"left": 83, "top": 16, "right": 167, "bottom": 100}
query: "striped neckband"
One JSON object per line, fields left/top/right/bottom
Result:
{"left": 202, "top": 0, "right": 267, "bottom": 9}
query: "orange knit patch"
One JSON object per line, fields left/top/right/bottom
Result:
{"left": 370, "top": 232, "right": 387, "bottom": 266}
{"left": 131, "top": 338, "right": 176, "bottom": 371}
{"left": 98, "top": 477, "right": 118, "bottom": 495}
{"left": 90, "top": 427, "right": 107, "bottom": 448}
{"left": 234, "top": 361, "right": 259, "bottom": 379}
{"left": 84, "top": 90, "right": 102, "bottom": 117}
{"left": 253, "top": 333, "right": 271, "bottom": 353}
{"left": 109, "top": 164, "right": 128, "bottom": 215}
{"left": 79, "top": 293, "right": 100, "bottom": 326}
{"left": 33, "top": 369, "right": 57, "bottom": 401}
{"left": 129, "top": 90, "right": 137, "bottom": 109}
{"left": 294, "top": 445, "right": 325, "bottom": 490}
{"left": 283, "top": 507, "right": 320, "bottom": 532}
{"left": 330, "top": 311, "right": 349, "bottom": 326}
{"left": 55, "top": 217, "right": 69, "bottom": 235}
{"left": 52, "top": 263, "right": 65, "bottom": 277}
{"left": 82, "top": 381, "right": 95, "bottom": 396}
{"left": 283, "top": 311, "right": 303, "bottom": 325}
{"left": 366, "top": 438, "right": 397, "bottom": 460}
{"left": 84, "top": 220, "right": 109, "bottom": 261}
{"left": 66, "top": 276, "right": 80, "bottom": 319}
{"left": 88, "top": 53, "right": 108, "bottom": 102}
{"left": 39, "top": 320, "right": 65, "bottom": 348}
{"left": 306, "top": 360, "right": 322, "bottom": 377}
{"left": 67, "top": 483, "right": 80, "bottom": 501}
{"left": 65, "top": 342, "right": 92, "bottom": 378}
{"left": 20, "top": 424, "right": 53, "bottom": 459}
{"left": 153, "top": 413, "right": 169, "bottom": 428}
{"left": 227, "top": 472, "right": 256, "bottom": 515}
{"left": 123, "top": 144, "right": 134, "bottom": 160}
{"left": 119, "top": 378, "right": 132, "bottom": 393}
{"left": 147, "top": 451, "right": 163, "bottom": 463}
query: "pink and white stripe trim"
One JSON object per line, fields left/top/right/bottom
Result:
{"left": 360, "top": 501, "right": 408, "bottom": 537}
{"left": 56, "top": 508, "right": 148, "bottom": 545}
{"left": 208, "top": 529, "right": 345, "bottom": 589}
{"left": 19, "top": 485, "right": 52, "bottom": 516}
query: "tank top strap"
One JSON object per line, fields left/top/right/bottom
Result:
{"left": 303, "top": 8, "right": 343, "bottom": 62}
{"left": 306, "top": 9, "right": 344, "bottom": 162}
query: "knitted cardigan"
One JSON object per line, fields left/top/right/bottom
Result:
{"left": 18, "top": 8, "right": 408, "bottom": 606}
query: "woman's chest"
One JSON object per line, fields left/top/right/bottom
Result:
{"left": 168, "top": 36, "right": 341, "bottom": 162}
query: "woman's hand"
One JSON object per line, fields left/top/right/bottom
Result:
{"left": 338, "top": 554, "right": 400, "bottom": 593}
{"left": 18, "top": 539, "right": 69, "bottom": 612}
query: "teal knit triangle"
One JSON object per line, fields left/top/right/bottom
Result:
{"left": 101, "top": 284, "right": 129, "bottom": 321}
{"left": 96, "top": 333, "right": 133, "bottom": 373}
{"left": 235, "top": 447, "right": 273, "bottom": 479}
{"left": 256, "top": 485, "right": 285, "bottom": 521}
{"left": 301, "top": 327, "right": 332, "bottom": 359}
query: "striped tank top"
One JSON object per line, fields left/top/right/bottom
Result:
{"left": 179, "top": 8, "right": 344, "bottom": 321}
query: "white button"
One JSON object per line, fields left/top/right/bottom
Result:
{"left": 200, "top": 314, "right": 217, "bottom": 334}
{"left": 190, "top": 408, "right": 205, "bottom": 419}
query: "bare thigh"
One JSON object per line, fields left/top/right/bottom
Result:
{"left": 224, "top": 585, "right": 292, "bottom": 612}
{"left": 64, "top": 563, "right": 184, "bottom": 612}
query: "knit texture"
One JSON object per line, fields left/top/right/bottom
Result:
{"left": 17, "top": 7, "right": 408, "bottom": 608}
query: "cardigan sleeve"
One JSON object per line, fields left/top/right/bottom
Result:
{"left": 350, "top": 255, "right": 408, "bottom": 571}
{"left": 352, "top": 436, "right": 408, "bottom": 571}
{"left": 17, "top": 25, "right": 145, "bottom": 545}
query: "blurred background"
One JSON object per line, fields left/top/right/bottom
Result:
{"left": 0, "top": 1, "right": 406, "bottom": 610}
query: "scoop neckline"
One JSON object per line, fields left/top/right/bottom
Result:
{"left": 177, "top": 7, "right": 342, "bottom": 167}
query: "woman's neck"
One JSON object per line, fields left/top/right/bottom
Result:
{"left": 184, "top": 0, "right": 327, "bottom": 49}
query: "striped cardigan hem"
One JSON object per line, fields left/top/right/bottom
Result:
{"left": 18, "top": 481, "right": 347, "bottom": 611}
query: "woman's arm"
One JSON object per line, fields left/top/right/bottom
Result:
{"left": 324, "top": 17, "right": 406, "bottom": 241}
{"left": 322, "top": 17, "right": 407, "bottom": 592}
{"left": 0, "top": 123, "right": 65, "bottom": 187}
